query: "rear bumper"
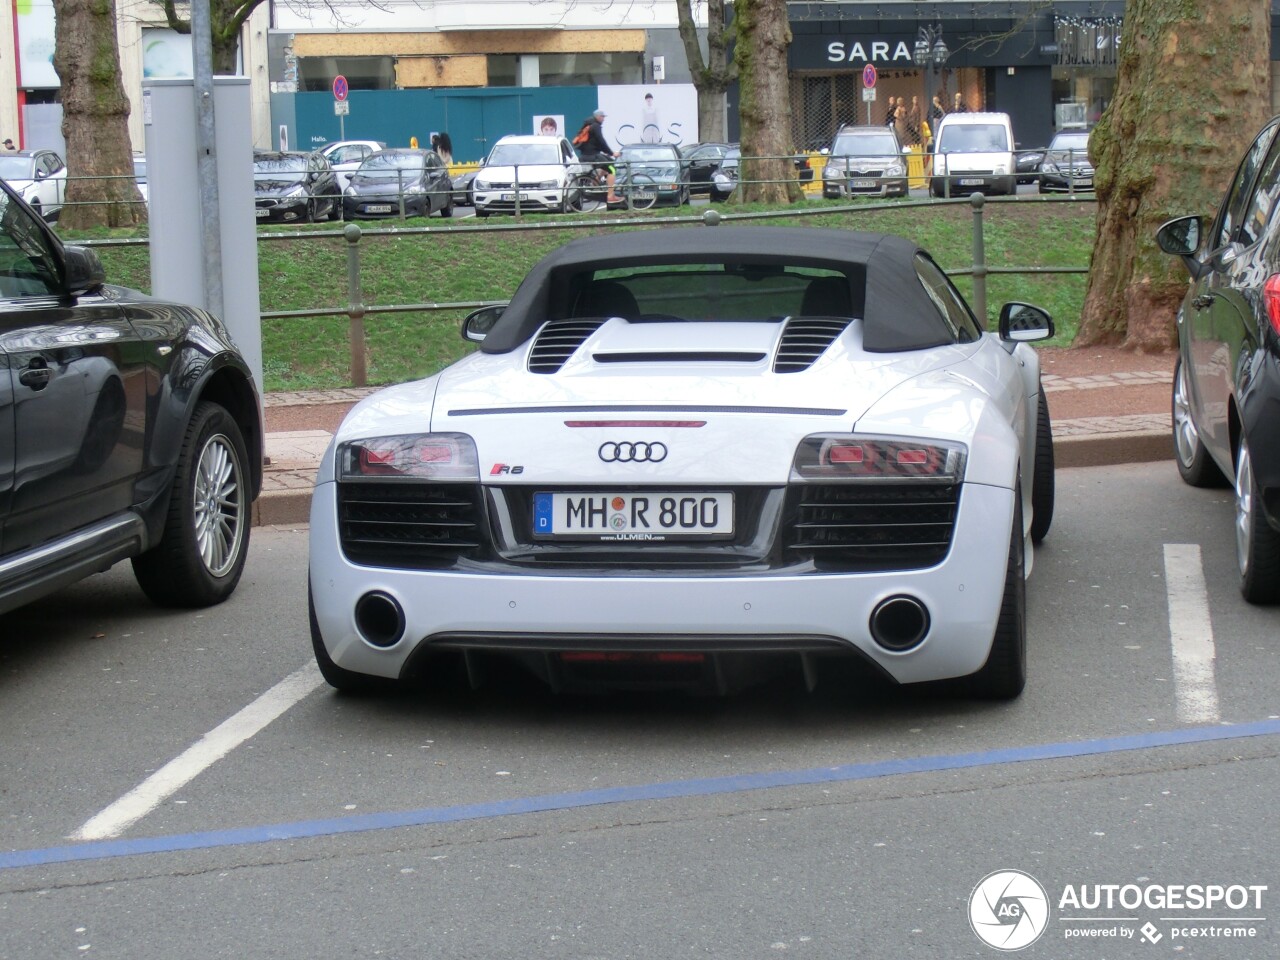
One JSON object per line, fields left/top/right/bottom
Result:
{"left": 308, "top": 479, "right": 1018, "bottom": 686}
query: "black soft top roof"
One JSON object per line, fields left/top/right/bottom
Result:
{"left": 479, "top": 226, "right": 956, "bottom": 354}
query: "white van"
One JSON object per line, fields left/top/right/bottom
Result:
{"left": 930, "top": 111, "right": 1017, "bottom": 197}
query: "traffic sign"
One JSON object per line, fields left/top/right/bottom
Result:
{"left": 332, "top": 75, "right": 349, "bottom": 102}
{"left": 862, "top": 64, "right": 878, "bottom": 89}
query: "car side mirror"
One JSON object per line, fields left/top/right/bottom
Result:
{"left": 462, "top": 304, "right": 506, "bottom": 343}
{"left": 1156, "top": 215, "right": 1207, "bottom": 280}
{"left": 63, "top": 244, "right": 107, "bottom": 296}
{"left": 34, "top": 170, "right": 46, "bottom": 181}
{"left": 998, "top": 302, "right": 1054, "bottom": 342}
{"left": 1156, "top": 216, "right": 1201, "bottom": 257}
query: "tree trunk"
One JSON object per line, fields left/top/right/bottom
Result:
{"left": 676, "top": 0, "right": 734, "bottom": 143}
{"left": 1079, "top": 0, "right": 1269, "bottom": 350}
{"left": 160, "top": 0, "right": 247, "bottom": 75}
{"left": 733, "top": 0, "right": 802, "bottom": 204}
{"left": 53, "top": 0, "right": 146, "bottom": 229}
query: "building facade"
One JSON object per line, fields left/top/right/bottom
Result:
{"left": 1, "top": 2, "right": 1277, "bottom": 165}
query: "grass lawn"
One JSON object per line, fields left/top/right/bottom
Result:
{"left": 62, "top": 196, "right": 1097, "bottom": 393}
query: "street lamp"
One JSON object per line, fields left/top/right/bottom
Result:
{"left": 914, "top": 22, "right": 948, "bottom": 146}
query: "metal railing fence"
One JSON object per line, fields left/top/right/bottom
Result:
{"left": 71, "top": 174, "right": 1094, "bottom": 388}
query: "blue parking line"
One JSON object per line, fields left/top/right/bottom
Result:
{"left": 4, "top": 718, "right": 1278, "bottom": 871}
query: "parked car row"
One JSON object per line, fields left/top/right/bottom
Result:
{"left": 252, "top": 144, "right": 453, "bottom": 223}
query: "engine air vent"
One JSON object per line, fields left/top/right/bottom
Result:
{"left": 528, "top": 318, "right": 607, "bottom": 374}
{"left": 774, "top": 317, "right": 851, "bottom": 373}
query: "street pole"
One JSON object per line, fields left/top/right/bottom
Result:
{"left": 191, "top": 0, "right": 223, "bottom": 321}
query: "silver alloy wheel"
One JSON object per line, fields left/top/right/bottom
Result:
{"left": 1235, "top": 441, "right": 1255, "bottom": 578}
{"left": 194, "top": 432, "right": 245, "bottom": 577}
{"left": 1173, "top": 362, "right": 1200, "bottom": 468}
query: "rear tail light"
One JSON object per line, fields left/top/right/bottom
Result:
{"left": 1264, "top": 274, "right": 1280, "bottom": 337}
{"left": 339, "top": 433, "right": 479, "bottom": 480}
{"left": 791, "top": 435, "right": 966, "bottom": 482}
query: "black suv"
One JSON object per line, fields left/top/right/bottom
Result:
{"left": 0, "top": 179, "right": 262, "bottom": 615}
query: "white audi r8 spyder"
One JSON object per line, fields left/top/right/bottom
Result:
{"left": 308, "top": 227, "right": 1056, "bottom": 699}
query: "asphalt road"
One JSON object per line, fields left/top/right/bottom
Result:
{"left": 0, "top": 462, "right": 1276, "bottom": 959}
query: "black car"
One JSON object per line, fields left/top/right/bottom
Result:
{"left": 678, "top": 142, "right": 734, "bottom": 195}
{"left": 1157, "top": 116, "right": 1280, "bottom": 603}
{"left": 253, "top": 150, "right": 341, "bottom": 223}
{"left": 682, "top": 142, "right": 814, "bottom": 198}
{"left": 342, "top": 149, "right": 453, "bottom": 220}
{"left": 0, "top": 178, "right": 262, "bottom": 616}
{"left": 1016, "top": 147, "right": 1045, "bottom": 185}
{"left": 1037, "top": 130, "right": 1094, "bottom": 193}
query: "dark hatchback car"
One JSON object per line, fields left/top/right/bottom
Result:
{"left": 0, "top": 179, "right": 262, "bottom": 616}
{"left": 253, "top": 150, "right": 341, "bottom": 223}
{"left": 342, "top": 149, "right": 453, "bottom": 220}
{"left": 613, "top": 143, "right": 689, "bottom": 207}
{"left": 1157, "top": 116, "right": 1280, "bottom": 603}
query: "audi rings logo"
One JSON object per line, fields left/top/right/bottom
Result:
{"left": 598, "top": 441, "right": 668, "bottom": 463}
{"left": 969, "top": 870, "right": 1049, "bottom": 951}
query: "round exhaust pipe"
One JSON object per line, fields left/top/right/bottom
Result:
{"left": 355, "top": 591, "right": 406, "bottom": 648}
{"left": 869, "top": 595, "right": 930, "bottom": 651}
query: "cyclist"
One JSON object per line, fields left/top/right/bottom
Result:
{"left": 574, "top": 109, "right": 621, "bottom": 203}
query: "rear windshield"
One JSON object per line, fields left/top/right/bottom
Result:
{"left": 937, "top": 124, "right": 1010, "bottom": 153}
{"left": 569, "top": 263, "right": 865, "bottom": 321}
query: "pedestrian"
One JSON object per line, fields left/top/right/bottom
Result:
{"left": 434, "top": 131, "right": 453, "bottom": 165}
{"left": 906, "top": 96, "right": 922, "bottom": 145}
{"left": 1, "top": 138, "right": 15, "bottom": 152}
{"left": 884, "top": 98, "right": 898, "bottom": 128}
{"left": 953, "top": 91, "right": 968, "bottom": 113}
{"left": 929, "top": 94, "right": 947, "bottom": 126}
{"left": 893, "top": 97, "right": 909, "bottom": 142}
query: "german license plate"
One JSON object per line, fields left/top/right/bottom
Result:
{"left": 1076, "top": 178, "right": 1093, "bottom": 187}
{"left": 501, "top": 192, "right": 530, "bottom": 201}
{"left": 851, "top": 179, "right": 877, "bottom": 189}
{"left": 629, "top": 191, "right": 656, "bottom": 201}
{"left": 958, "top": 178, "right": 984, "bottom": 186}
{"left": 366, "top": 204, "right": 392, "bottom": 213}
{"left": 255, "top": 208, "right": 269, "bottom": 218}
{"left": 533, "top": 492, "right": 734, "bottom": 539}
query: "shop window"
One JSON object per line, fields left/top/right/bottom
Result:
{"left": 297, "top": 57, "right": 395, "bottom": 92}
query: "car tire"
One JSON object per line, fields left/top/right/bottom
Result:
{"left": 30, "top": 198, "right": 42, "bottom": 220}
{"left": 327, "top": 196, "right": 342, "bottom": 221}
{"left": 957, "top": 485, "right": 1026, "bottom": 699}
{"left": 309, "top": 582, "right": 394, "bottom": 693}
{"left": 440, "top": 195, "right": 453, "bottom": 218}
{"left": 1234, "top": 436, "right": 1280, "bottom": 604}
{"left": 1172, "top": 356, "right": 1226, "bottom": 487}
{"left": 132, "top": 402, "right": 251, "bottom": 608}
{"left": 1030, "top": 386, "right": 1054, "bottom": 544}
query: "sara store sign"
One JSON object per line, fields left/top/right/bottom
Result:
{"left": 824, "top": 40, "right": 916, "bottom": 64}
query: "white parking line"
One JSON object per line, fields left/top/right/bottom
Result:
{"left": 1163, "top": 544, "right": 1221, "bottom": 724}
{"left": 71, "top": 662, "right": 324, "bottom": 842}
